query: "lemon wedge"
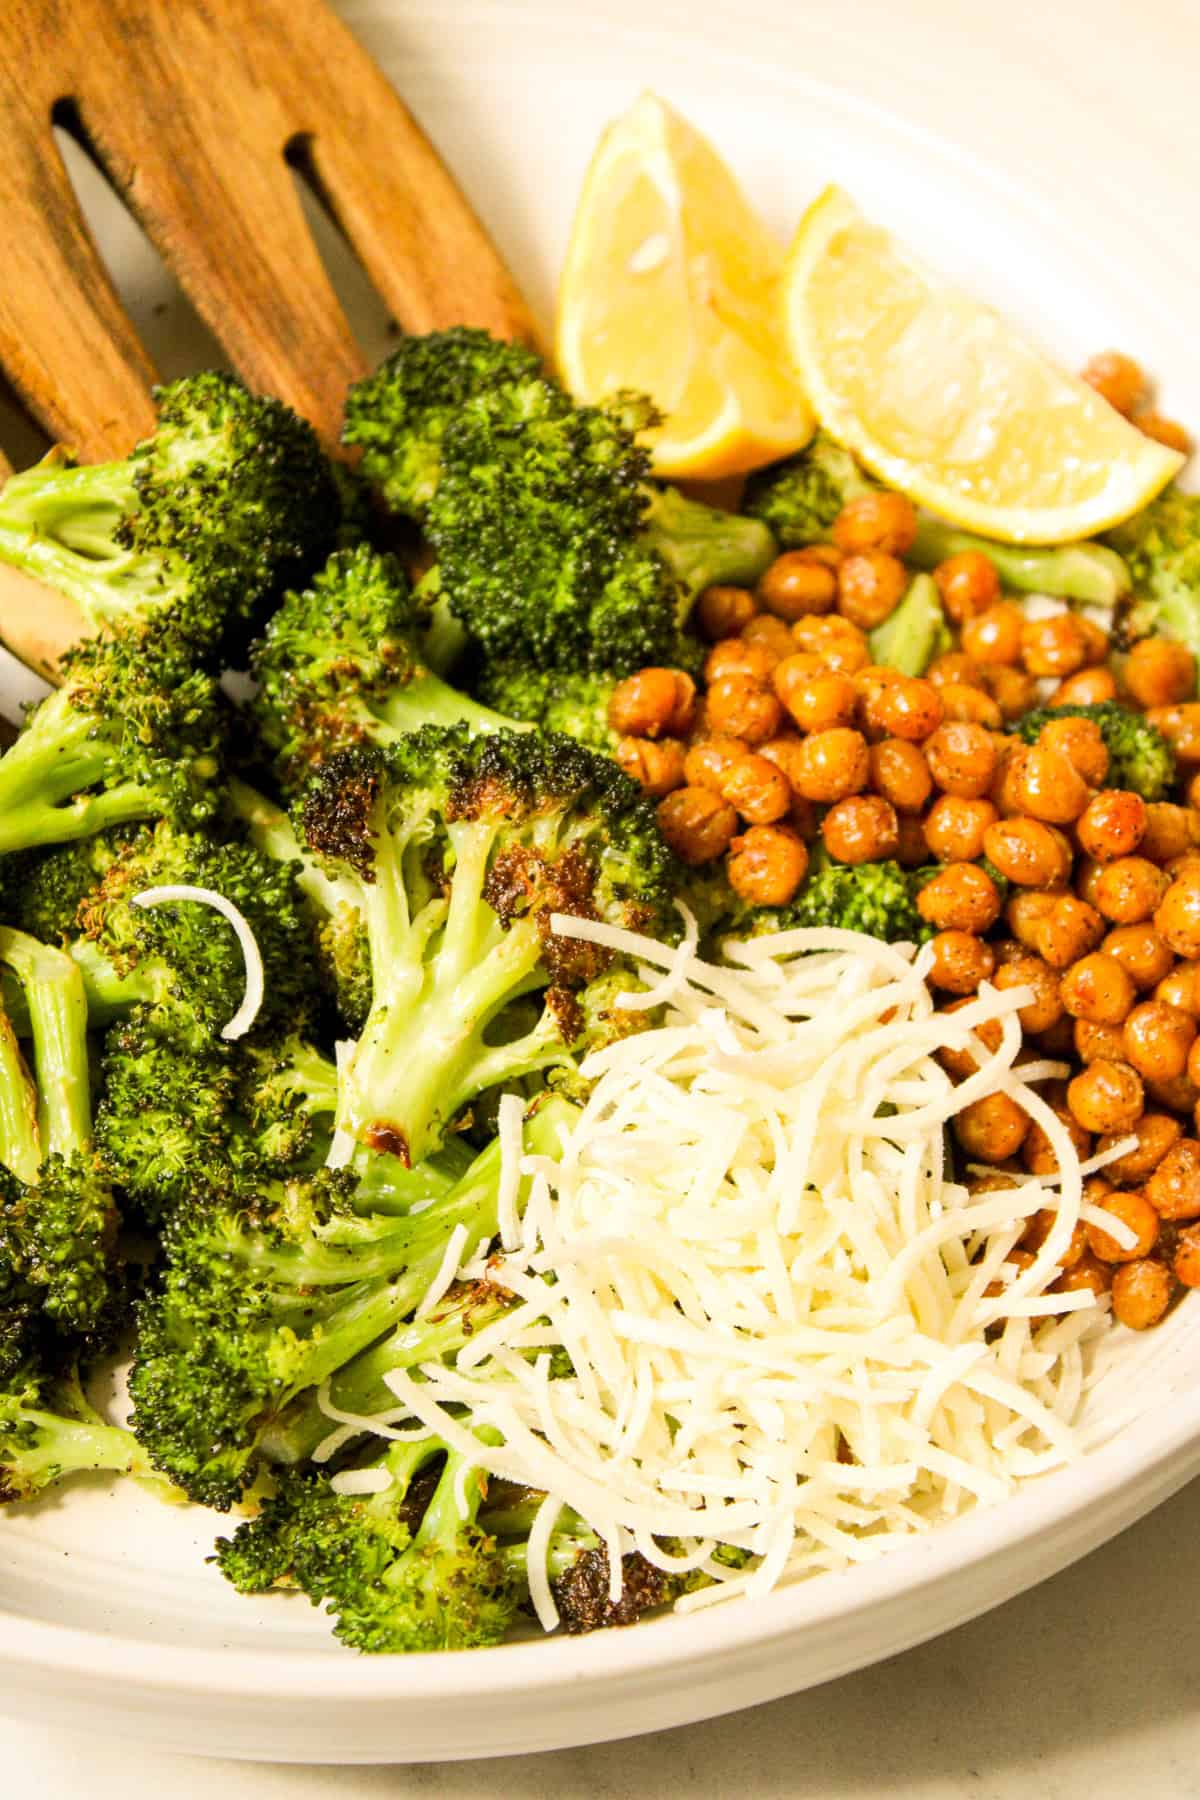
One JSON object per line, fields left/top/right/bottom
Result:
{"left": 556, "top": 93, "right": 814, "bottom": 481}
{"left": 782, "top": 186, "right": 1184, "bottom": 543}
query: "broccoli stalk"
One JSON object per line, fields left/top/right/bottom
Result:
{"left": 911, "top": 519, "right": 1130, "bottom": 606}
{"left": 868, "top": 574, "right": 951, "bottom": 676}
{"left": 0, "top": 1359, "right": 169, "bottom": 1504}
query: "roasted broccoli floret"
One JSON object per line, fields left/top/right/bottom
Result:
{"left": 1107, "top": 487, "right": 1200, "bottom": 666}
{"left": 912, "top": 520, "right": 1131, "bottom": 606}
{"left": 742, "top": 859, "right": 932, "bottom": 945}
{"left": 0, "top": 634, "right": 221, "bottom": 857}
{"left": 742, "top": 431, "right": 876, "bottom": 545}
{"left": 1011, "top": 701, "right": 1176, "bottom": 801}
{"left": 868, "top": 573, "right": 951, "bottom": 675}
{"left": 301, "top": 726, "right": 675, "bottom": 1167}
{"left": 0, "top": 372, "right": 340, "bottom": 658}
{"left": 250, "top": 544, "right": 510, "bottom": 790}
{"left": 0, "top": 1355, "right": 165, "bottom": 1504}
{"left": 473, "top": 665, "right": 618, "bottom": 754}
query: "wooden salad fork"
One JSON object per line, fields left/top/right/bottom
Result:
{"left": 0, "top": 0, "right": 536, "bottom": 674}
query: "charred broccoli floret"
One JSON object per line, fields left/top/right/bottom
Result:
{"left": 742, "top": 431, "right": 876, "bottom": 545}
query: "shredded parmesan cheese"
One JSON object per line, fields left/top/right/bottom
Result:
{"left": 378, "top": 924, "right": 1111, "bottom": 1626}
{"left": 329, "top": 1466, "right": 394, "bottom": 1498}
{"left": 496, "top": 1094, "right": 526, "bottom": 1251}
{"left": 131, "top": 884, "right": 263, "bottom": 1040}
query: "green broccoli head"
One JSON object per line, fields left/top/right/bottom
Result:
{"left": 1011, "top": 701, "right": 1176, "bottom": 800}
{"left": 1107, "top": 486, "right": 1200, "bottom": 672}
{"left": 0, "top": 1354, "right": 161, "bottom": 1504}
{"left": 0, "top": 1158, "right": 117, "bottom": 1352}
{"left": 750, "top": 858, "right": 933, "bottom": 943}
{"left": 0, "top": 372, "right": 341, "bottom": 657}
{"left": 473, "top": 663, "right": 619, "bottom": 754}
{"left": 742, "top": 430, "right": 877, "bottom": 546}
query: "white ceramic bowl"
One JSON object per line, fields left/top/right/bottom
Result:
{"left": 2, "top": 0, "right": 1199, "bottom": 1763}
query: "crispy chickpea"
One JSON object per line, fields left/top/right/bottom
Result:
{"left": 982, "top": 817, "right": 1072, "bottom": 888}
{"left": 774, "top": 664, "right": 858, "bottom": 732}
{"left": 1073, "top": 856, "right": 1108, "bottom": 913}
{"left": 615, "top": 736, "right": 687, "bottom": 797}
{"left": 1075, "top": 1019, "right": 1128, "bottom": 1064}
{"left": 696, "top": 583, "right": 758, "bottom": 641}
{"left": 1157, "top": 964, "right": 1200, "bottom": 1015}
{"left": 792, "top": 614, "right": 871, "bottom": 674}
{"left": 1144, "top": 1138, "right": 1200, "bottom": 1219}
{"left": 1141, "top": 803, "right": 1200, "bottom": 865}
{"left": 1054, "top": 1250, "right": 1113, "bottom": 1299}
{"left": 1085, "top": 1190, "right": 1160, "bottom": 1263}
{"left": 1033, "top": 1014, "right": 1077, "bottom": 1057}
{"left": 726, "top": 824, "right": 808, "bottom": 907}
{"left": 1024, "top": 1092, "right": 1092, "bottom": 1176}
{"left": 789, "top": 728, "right": 869, "bottom": 804}
{"left": 608, "top": 667, "right": 696, "bottom": 739}
{"left": 831, "top": 490, "right": 917, "bottom": 556}
{"left": 1134, "top": 410, "right": 1193, "bottom": 453}
{"left": 656, "top": 787, "right": 738, "bottom": 865}
{"left": 926, "top": 795, "right": 999, "bottom": 863}
{"left": 937, "top": 1006, "right": 1003, "bottom": 1081}
{"left": 936, "top": 683, "right": 1003, "bottom": 728}
{"left": 1094, "top": 857, "right": 1171, "bottom": 926}
{"left": 1172, "top": 1225, "right": 1200, "bottom": 1287}
{"left": 924, "top": 721, "right": 997, "bottom": 798}
{"left": 738, "top": 613, "right": 796, "bottom": 662}
{"left": 1020, "top": 612, "right": 1088, "bottom": 678}
{"left": 756, "top": 735, "right": 807, "bottom": 790}
{"left": 870, "top": 739, "right": 933, "bottom": 813}
{"left": 1102, "top": 924, "right": 1174, "bottom": 991}
{"left": 928, "top": 930, "right": 996, "bottom": 995}
{"left": 705, "top": 673, "right": 782, "bottom": 746}
{"left": 869, "top": 676, "right": 943, "bottom": 744}
{"left": 1167, "top": 851, "right": 1200, "bottom": 883}
{"left": 1146, "top": 1072, "right": 1200, "bottom": 1116}
{"left": 720, "top": 754, "right": 793, "bottom": 824}
{"left": 1122, "top": 1000, "right": 1197, "bottom": 1083}
{"left": 1076, "top": 615, "right": 1110, "bottom": 665}
{"left": 1032, "top": 718, "right": 1108, "bottom": 789}
{"left": 1154, "top": 875, "right": 1200, "bottom": 957}
{"left": 756, "top": 552, "right": 838, "bottom": 621}
{"left": 895, "top": 813, "right": 930, "bottom": 867}
{"left": 836, "top": 551, "right": 908, "bottom": 629}
{"left": 954, "top": 1093, "right": 1029, "bottom": 1163}
{"left": 704, "top": 638, "right": 778, "bottom": 684}
{"left": 1007, "top": 888, "right": 1058, "bottom": 947}
{"left": 1077, "top": 790, "right": 1147, "bottom": 862}
{"left": 822, "top": 794, "right": 900, "bottom": 865}
{"left": 928, "top": 652, "right": 985, "bottom": 690}
{"left": 1067, "top": 1060, "right": 1144, "bottom": 1134}
{"left": 683, "top": 735, "right": 750, "bottom": 793}
{"left": 1147, "top": 702, "right": 1200, "bottom": 765}
{"left": 1049, "top": 666, "right": 1120, "bottom": 708}
{"left": 961, "top": 602, "right": 1023, "bottom": 667}
{"left": 1019, "top": 893, "right": 1107, "bottom": 967}
{"left": 981, "top": 664, "right": 1041, "bottom": 722}
{"left": 992, "top": 955, "right": 1063, "bottom": 1033}
{"left": 933, "top": 551, "right": 1000, "bottom": 623}
{"left": 1023, "top": 1207, "right": 1088, "bottom": 1271}
{"left": 1080, "top": 350, "right": 1145, "bottom": 415}
{"left": 1097, "top": 1113, "right": 1182, "bottom": 1184}
{"left": 1124, "top": 636, "right": 1196, "bottom": 709}
{"left": 1004, "top": 745, "right": 1091, "bottom": 825}
{"left": 1110, "top": 1258, "right": 1172, "bottom": 1330}
{"left": 917, "top": 863, "right": 1002, "bottom": 933}
{"left": 1060, "top": 952, "right": 1137, "bottom": 1026}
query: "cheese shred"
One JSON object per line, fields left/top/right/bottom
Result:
{"left": 131, "top": 884, "right": 264, "bottom": 1040}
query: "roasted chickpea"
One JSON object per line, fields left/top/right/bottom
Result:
{"left": 831, "top": 490, "right": 917, "bottom": 556}
{"left": 961, "top": 602, "right": 1024, "bottom": 666}
{"left": 937, "top": 1007, "right": 1003, "bottom": 1081}
{"left": 791, "top": 727, "right": 870, "bottom": 803}
{"left": 1075, "top": 1019, "right": 1129, "bottom": 1064}
{"left": 894, "top": 813, "right": 930, "bottom": 867}
{"left": 726, "top": 824, "right": 808, "bottom": 907}
{"left": 696, "top": 584, "right": 758, "bottom": 641}
{"left": 933, "top": 551, "right": 1000, "bottom": 623}
{"left": 741, "top": 613, "right": 798, "bottom": 662}
{"left": 1076, "top": 790, "right": 1147, "bottom": 863}
{"left": 683, "top": 735, "right": 750, "bottom": 793}
{"left": 1032, "top": 1014, "right": 1077, "bottom": 1058}
{"left": 1020, "top": 612, "right": 1088, "bottom": 679}
{"left": 1134, "top": 411, "right": 1193, "bottom": 454}
{"left": 917, "top": 863, "right": 1002, "bottom": 934}
{"left": 1023, "top": 1092, "right": 1092, "bottom": 1176}
{"left": 719, "top": 754, "right": 793, "bottom": 824}
{"left": 936, "top": 683, "right": 1003, "bottom": 728}
{"left": 928, "top": 652, "right": 985, "bottom": 690}
{"left": 1146, "top": 1072, "right": 1200, "bottom": 1116}
{"left": 822, "top": 794, "right": 900, "bottom": 865}
{"left": 992, "top": 954, "right": 1063, "bottom": 1034}
{"left": 1110, "top": 1258, "right": 1173, "bottom": 1330}
{"left": 1023, "top": 1207, "right": 1088, "bottom": 1271}
{"left": 1124, "top": 636, "right": 1196, "bottom": 709}
{"left": 1067, "top": 1060, "right": 1144, "bottom": 1134}
{"left": 1085, "top": 1190, "right": 1160, "bottom": 1264}
{"left": 756, "top": 735, "right": 807, "bottom": 791}
{"left": 1122, "top": 1000, "right": 1197, "bottom": 1084}
{"left": 1004, "top": 745, "right": 1091, "bottom": 825}
{"left": 1155, "top": 875, "right": 1200, "bottom": 957}
{"left": 980, "top": 664, "right": 1041, "bottom": 722}
{"left": 792, "top": 614, "right": 871, "bottom": 674}
{"left": 1157, "top": 964, "right": 1200, "bottom": 1015}
{"left": 1101, "top": 924, "right": 1174, "bottom": 991}
{"left": 757, "top": 552, "right": 838, "bottom": 621}
{"left": 1049, "top": 666, "right": 1119, "bottom": 708}
{"left": 1080, "top": 350, "right": 1146, "bottom": 414}
{"left": 1172, "top": 1224, "right": 1200, "bottom": 1287}
{"left": 1060, "top": 952, "right": 1137, "bottom": 1026}
{"left": 924, "top": 721, "right": 997, "bottom": 798}
{"left": 954, "top": 1092, "right": 1029, "bottom": 1163}
{"left": 1144, "top": 1138, "right": 1200, "bottom": 1220}
{"left": 656, "top": 787, "right": 738, "bottom": 865}
{"left": 1053, "top": 1251, "right": 1113, "bottom": 1300}
{"left": 704, "top": 638, "right": 778, "bottom": 684}
{"left": 1094, "top": 857, "right": 1171, "bottom": 926}
{"left": 836, "top": 551, "right": 908, "bottom": 629}
{"left": 1097, "top": 1112, "right": 1182, "bottom": 1184}
{"left": 1147, "top": 702, "right": 1200, "bottom": 765}
{"left": 982, "top": 818, "right": 1071, "bottom": 892}
{"left": 872, "top": 676, "right": 944, "bottom": 743}
{"left": 1034, "top": 717, "right": 1110, "bottom": 788}
{"left": 704, "top": 673, "right": 782, "bottom": 746}
{"left": 615, "top": 736, "right": 687, "bottom": 797}
{"left": 774, "top": 665, "right": 858, "bottom": 733}
{"left": 1141, "top": 803, "right": 1200, "bottom": 864}
{"left": 1075, "top": 615, "right": 1111, "bottom": 665}
{"left": 608, "top": 667, "right": 696, "bottom": 739}
{"left": 925, "top": 795, "right": 999, "bottom": 864}
{"left": 870, "top": 739, "right": 934, "bottom": 813}
{"left": 928, "top": 930, "right": 996, "bottom": 995}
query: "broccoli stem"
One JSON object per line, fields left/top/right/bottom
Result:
{"left": 0, "top": 462, "right": 143, "bottom": 630}
{"left": 0, "top": 689, "right": 163, "bottom": 854}
{"left": 868, "top": 573, "right": 951, "bottom": 676}
{"left": 640, "top": 485, "right": 777, "bottom": 612}
{"left": 910, "top": 519, "right": 1130, "bottom": 606}
{"left": 7, "top": 1402, "right": 155, "bottom": 1496}
{"left": 0, "top": 930, "right": 91, "bottom": 1158}
{"left": 0, "top": 1007, "right": 39, "bottom": 1184}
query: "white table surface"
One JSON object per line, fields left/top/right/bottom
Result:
{"left": 9, "top": 1475, "right": 1199, "bottom": 1795}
